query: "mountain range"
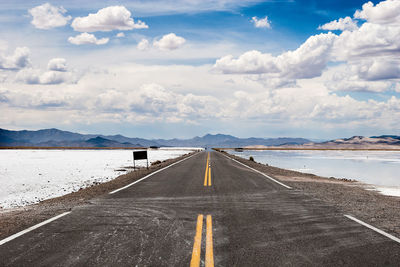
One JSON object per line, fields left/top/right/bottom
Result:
{"left": 298, "top": 135, "right": 400, "bottom": 149}
{"left": 0, "top": 128, "right": 310, "bottom": 148}
{"left": 2, "top": 128, "right": 399, "bottom": 149}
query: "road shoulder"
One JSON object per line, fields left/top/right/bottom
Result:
{"left": 219, "top": 150, "right": 400, "bottom": 238}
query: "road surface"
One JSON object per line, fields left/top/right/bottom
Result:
{"left": 1, "top": 151, "right": 400, "bottom": 266}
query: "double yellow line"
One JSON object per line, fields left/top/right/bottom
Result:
{"left": 204, "top": 153, "right": 211, "bottom": 186}
{"left": 190, "top": 153, "right": 214, "bottom": 266}
{"left": 190, "top": 214, "right": 214, "bottom": 267}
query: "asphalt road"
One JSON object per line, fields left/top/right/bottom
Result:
{"left": 1, "top": 151, "right": 400, "bottom": 266}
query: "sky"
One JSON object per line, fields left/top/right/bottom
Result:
{"left": 1, "top": 0, "right": 400, "bottom": 139}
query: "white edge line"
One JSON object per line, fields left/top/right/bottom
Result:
{"left": 221, "top": 152, "right": 292, "bottom": 189}
{"left": 344, "top": 214, "right": 400, "bottom": 244}
{"left": 0, "top": 211, "right": 71, "bottom": 246}
{"left": 109, "top": 153, "right": 198, "bottom": 194}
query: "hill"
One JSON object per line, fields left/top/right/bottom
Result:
{"left": 297, "top": 135, "right": 400, "bottom": 149}
{"left": 0, "top": 128, "right": 310, "bottom": 148}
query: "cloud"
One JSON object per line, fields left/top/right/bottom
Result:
{"left": 68, "top": 33, "right": 109, "bottom": 45}
{"left": 329, "top": 80, "right": 392, "bottom": 93}
{"left": 5, "top": 0, "right": 400, "bottom": 134}
{"left": 16, "top": 68, "right": 78, "bottom": 85}
{"left": 94, "top": 83, "right": 219, "bottom": 121}
{"left": 333, "top": 22, "right": 400, "bottom": 61}
{"left": 15, "top": 58, "right": 78, "bottom": 85}
{"left": 322, "top": 60, "right": 399, "bottom": 93}
{"left": 28, "top": 3, "right": 71, "bottom": 29}
{"left": 354, "top": 0, "right": 400, "bottom": 25}
{"left": 309, "top": 94, "right": 372, "bottom": 121}
{"left": 4, "top": 62, "right": 400, "bottom": 134}
{"left": 153, "top": 33, "right": 186, "bottom": 50}
{"left": 215, "top": 0, "right": 400, "bottom": 90}
{"left": 116, "top": 32, "right": 125, "bottom": 38}
{"left": 137, "top": 39, "right": 150, "bottom": 50}
{"left": 354, "top": 59, "right": 400, "bottom": 81}
{"left": 71, "top": 6, "right": 148, "bottom": 32}
{"left": 213, "top": 50, "right": 278, "bottom": 74}
{"left": 47, "top": 58, "right": 67, "bottom": 72}
{"left": 395, "top": 83, "right": 400, "bottom": 93}
{"left": 318, "top": 16, "right": 358, "bottom": 31}
{"left": 0, "top": 89, "right": 8, "bottom": 103}
{"left": 251, "top": 16, "right": 271, "bottom": 29}
{"left": 276, "top": 33, "right": 337, "bottom": 79}
{"left": 0, "top": 47, "right": 30, "bottom": 70}
{"left": 18, "top": 1, "right": 269, "bottom": 17}
{"left": 213, "top": 32, "right": 337, "bottom": 84}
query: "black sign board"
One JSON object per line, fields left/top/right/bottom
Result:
{"left": 133, "top": 150, "right": 148, "bottom": 169}
{"left": 133, "top": 150, "right": 148, "bottom": 160}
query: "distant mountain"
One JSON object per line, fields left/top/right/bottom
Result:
{"left": 0, "top": 129, "right": 144, "bottom": 148}
{"left": 153, "top": 134, "right": 310, "bottom": 148}
{"left": 0, "top": 128, "right": 87, "bottom": 143}
{"left": 326, "top": 136, "right": 400, "bottom": 146}
{"left": 0, "top": 128, "right": 311, "bottom": 148}
{"left": 298, "top": 135, "right": 400, "bottom": 149}
{"left": 97, "top": 134, "right": 158, "bottom": 147}
{"left": 84, "top": 136, "right": 140, "bottom": 148}
{"left": 371, "top": 135, "right": 400, "bottom": 140}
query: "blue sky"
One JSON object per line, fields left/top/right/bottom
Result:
{"left": 1, "top": 0, "right": 399, "bottom": 139}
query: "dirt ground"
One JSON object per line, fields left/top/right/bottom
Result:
{"left": 0, "top": 152, "right": 196, "bottom": 240}
{"left": 222, "top": 151, "right": 400, "bottom": 237}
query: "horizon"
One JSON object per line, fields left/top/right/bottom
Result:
{"left": 1, "top": 0, "right": 400, "bottom": 139}
{"left": 2, "top": 126, "right": 397, "bottom": 142}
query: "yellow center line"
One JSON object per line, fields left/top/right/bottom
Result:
{"left": 208, "top": 166, "right": 211, "bottom": 186}
{"left": 190, "top": 214, "right": 204, "bottom": 267}
{"left": 205, "top": 215, "right": 214, "bottom": 267}
{"left": 204, "top": 152, "right": 210, "bottom": 186}
{"left": 204, "top": 163, "right": 208, "bottom": 186}
{"left": 190, "top": 214, "right": 215, "bottom": 267}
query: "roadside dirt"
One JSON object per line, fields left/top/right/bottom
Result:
{"left": 0, "top": 152, "right": 197, "bottom": 240}
{"left": 221, "top": 151, "right": 400, "bottom": 237}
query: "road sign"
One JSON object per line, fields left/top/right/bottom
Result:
{"left": 133, "top": 150, "right": 148, "bottom": 169}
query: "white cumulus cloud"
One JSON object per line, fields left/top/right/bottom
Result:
{"left": 116, "top": 32, "right": 125, "bottom": 38}
{"left": 318, "top": 16, "right": 358, "bottom": 31}
{"left": 355, "top": 59, "right": 400, "bottom": 81}
{"left": 137, "top": 39, "right": 150, "bottom": 50}
{"left": 68, "top": 33, "right": 109, "bottom": 45}
{"left": 354, "top": 0, "right": 400, "bottom": 25}
{"left": 71, "top": 6, "right": 148, "bottom": 32}
{"left": 333, "top": 22, "right": 400, "bottom": 60}
{"left": 213, "top": 50, "right": 278, "bottom": 74}
{"left": 153, "top": 33, "right": 186, "bottom": 51}
{"left": 47, "top": 58, "right": 67, "bottom": 72}
{"left": 94, "top": 83, "right": 219, "bottom": 121}
{"left": 0, "top": 47, "right": 31, "bottom": 70}
{"left": 15, "top": 58, "right": 78, "bottom": 85}
{"left": 251, "top": 16, "right": 271, "bottom": 29}
{"left": 214, "top": 32, "right": 337, "bottom": 84}
{"left": 16, "top": 68, "right": 77, "bottom": 85}
{"left": 28, "top": 3, "right": 71, "bottom": 30}
{"left": 214, "top": 0, "right": 400, "bottom": 91}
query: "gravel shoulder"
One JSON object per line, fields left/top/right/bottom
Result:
{"left": 220, "top": 151, "right": 400, "bottom": 237}
{"left": 0, "top": 152, "right": 197, "bottom": 240}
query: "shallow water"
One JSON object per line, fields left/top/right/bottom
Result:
{"left": 230, "top": 150, "right": 400, "bottom": 188}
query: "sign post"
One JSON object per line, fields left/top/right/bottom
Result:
{"left": 133, "top": 150, "right": 148, "bottom": 170}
